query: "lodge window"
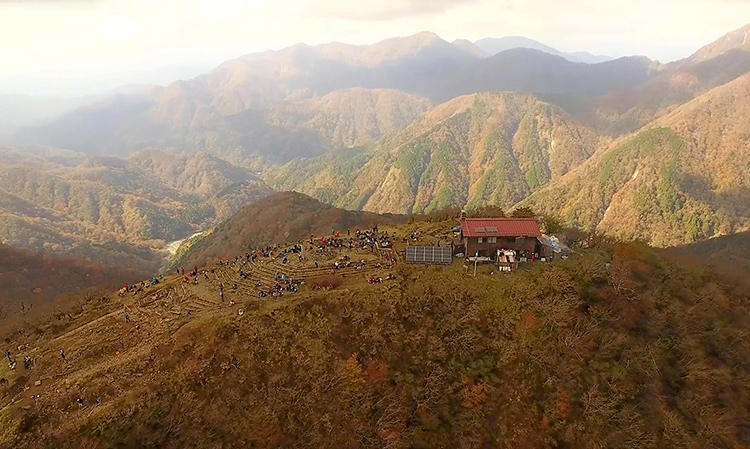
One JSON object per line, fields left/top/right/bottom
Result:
{"left": 477, "top": 237, "right": 483, "bottom": 243}
{"left": 488, "top": 237, "right": 497, "bottom": 243}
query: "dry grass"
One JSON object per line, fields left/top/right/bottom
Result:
{"left": 1, "top": 222, "right": 749, "bottom": 449}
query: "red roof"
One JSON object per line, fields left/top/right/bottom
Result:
{"left": 460, "top": 218, "right": 541, "bottom": 238}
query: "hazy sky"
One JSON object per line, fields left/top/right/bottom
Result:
{"left": 1, "top": 0, "right": 749, "bottom": 95}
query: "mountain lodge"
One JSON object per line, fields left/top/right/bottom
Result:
{"left": 457, "top": 217, "right": 543, "bottom": 260}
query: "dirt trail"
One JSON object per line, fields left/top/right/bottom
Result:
{"left": 53, "top": 308, "right": 126, "bottom": 342}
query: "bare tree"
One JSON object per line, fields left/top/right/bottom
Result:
{"left": 16, "top": 301, "right": 33, "bottom": 315}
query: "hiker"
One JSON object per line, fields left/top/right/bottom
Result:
{"left": 4, "top": 351, "right": 10, "bottom": 363}
{"left": 125, "top": 314, "right": 131, "bottom": 323}
{"left": 77, "top": 398, "right": 84, "bottom": 407}
{"left": 59, "top": 349, "right": 65, "bottom": 360}
{"left": 315, "top": 261, "right": 319, "bottom": 269}
{"left": 220, "top": 290, "right": 224, "bottom": 301}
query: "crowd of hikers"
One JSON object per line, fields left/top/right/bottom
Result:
{"left": 308, "top": 226, "right": 396, "bottom": 252}
{"left": 4, "top": 346, "right": 36, "bottom": 372}
{"left": 118, "top": 274, "right": 164, "bottom": 296}
{"left": 108, "top": 226, "right": 402, "bottom": 322}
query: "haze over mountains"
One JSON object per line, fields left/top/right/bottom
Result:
{"left": 1, "top": 23, "right": 749, "bottom": 269}
{"left": 474, "top": 36, "right": 613, "bottom": 64}
{"left": 10, "top": 31, "right": 654, "bottom": 163}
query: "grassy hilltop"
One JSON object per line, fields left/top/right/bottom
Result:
{"left": 1, "top": 208, "right": 749, "bottom": 449}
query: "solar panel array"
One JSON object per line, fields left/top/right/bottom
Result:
{"left": 405, "top": 246, "right": 453, "bottom": 265}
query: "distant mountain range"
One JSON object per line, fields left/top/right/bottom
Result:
{"left": 12, "top": 32, "right": 655, "bottom": 166}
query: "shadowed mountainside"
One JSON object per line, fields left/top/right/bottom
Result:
{"left": 0, "top": 244, "right": 147, "bottom": 313}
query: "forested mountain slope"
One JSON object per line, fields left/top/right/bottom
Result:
{"left": 523, "top": 73, "right": 750, "bottom": 246}
{"left": 268, "top": 92, "right": 602, "bottom": 214}
{"left": 0, "top": 148, "right": 272, "bottom": 269}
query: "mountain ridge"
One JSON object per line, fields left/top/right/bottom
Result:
{"left": 474, "top": 36, "right": 613, "bottom": 64}
{"left": 13, "top": 34, "right": 657, "bottom": 163}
